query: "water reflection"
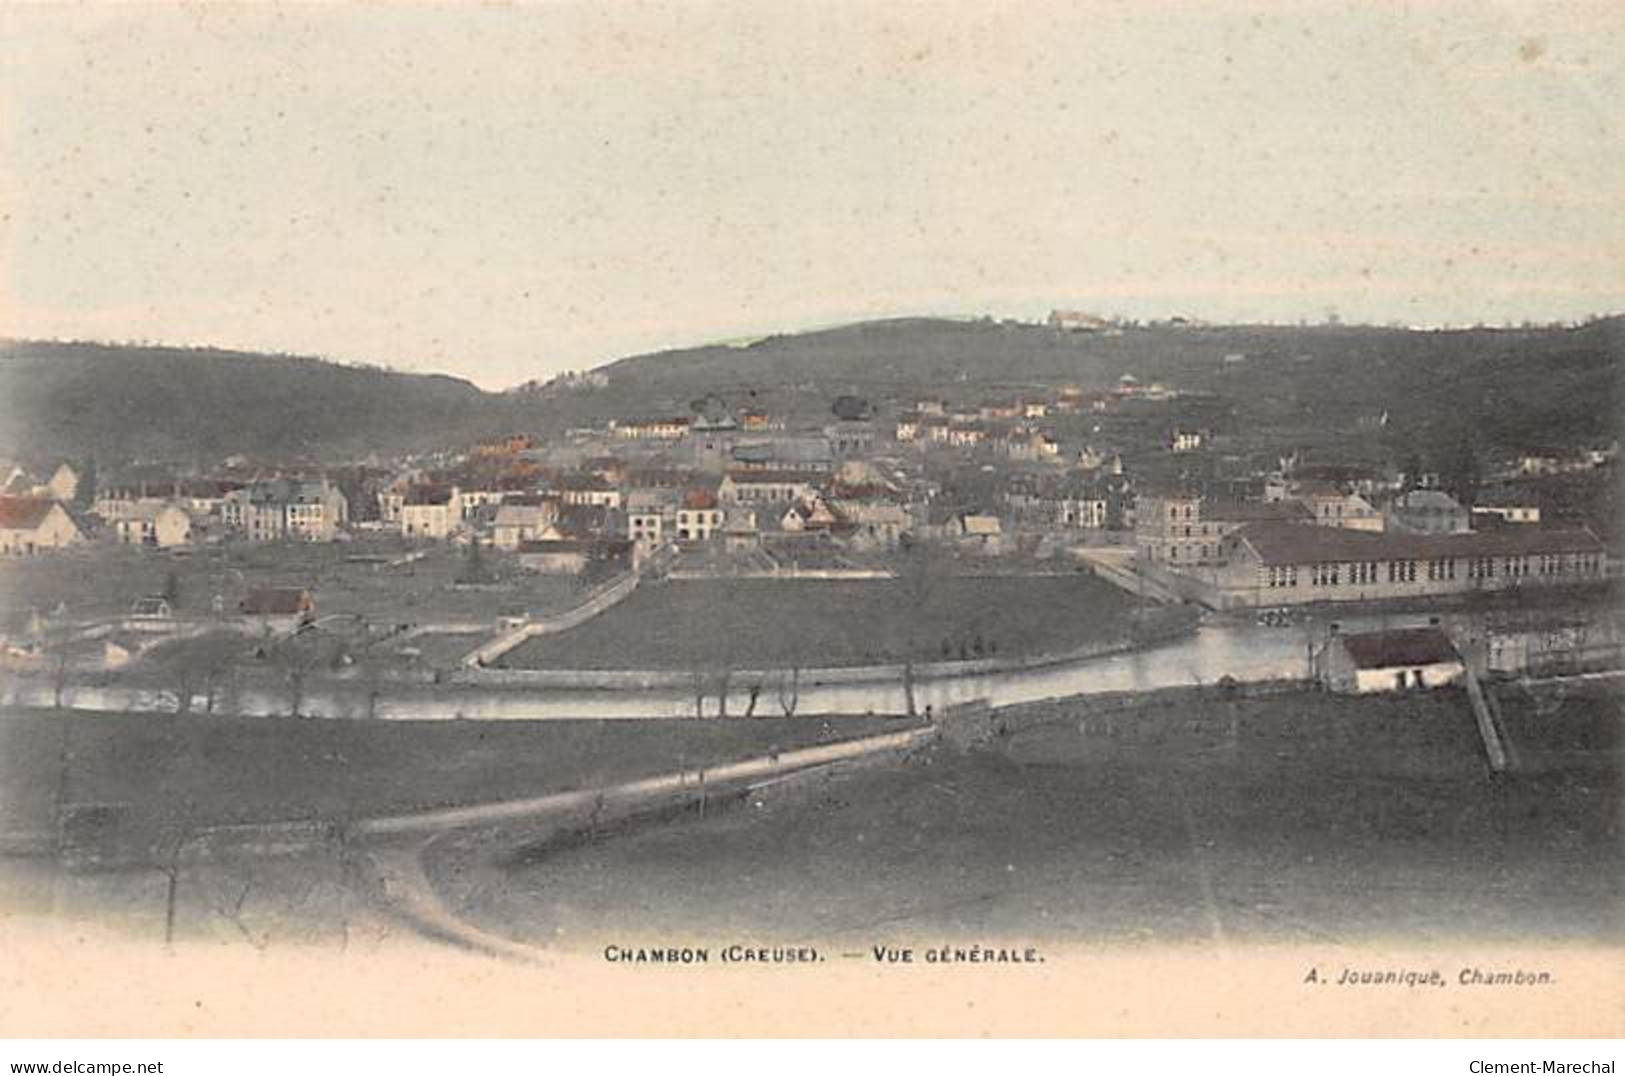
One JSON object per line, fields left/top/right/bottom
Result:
{"left": 7, "top": 611, "right": 1449, "bottom": 720}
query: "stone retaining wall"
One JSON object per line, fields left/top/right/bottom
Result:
{"left": 461, "top": 570, "right": 642, "bottom": 667}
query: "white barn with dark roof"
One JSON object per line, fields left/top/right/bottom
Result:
{"left": 1317, "top": 627, "right": 1465, "bottom": 694}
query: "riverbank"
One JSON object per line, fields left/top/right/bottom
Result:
{"left": 0, "top": 598, "right": 1200, "bottom": 718}
{"left": 465, "top": 601, "right": 1198, "bottom": 690}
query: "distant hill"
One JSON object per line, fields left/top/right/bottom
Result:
{"left": 590, "top": 315, "right": 1625, "bottom": 459}
{"left": 2, "top": 316, "right": 1620, "bottom": 466}
{"left": 0, "top": 341, "right": 506, "bottom": 464}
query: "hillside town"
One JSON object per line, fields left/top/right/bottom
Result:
{"left": 0, "top": 325, "right": 1619, "bottom": 696}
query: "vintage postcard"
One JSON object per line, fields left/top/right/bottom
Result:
{"left": 0, "top": 0, "right": 1620, "bottom": 1040}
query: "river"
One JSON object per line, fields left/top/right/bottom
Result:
{"left": 4, "top": 610, "right": 1456, "bottom": 720}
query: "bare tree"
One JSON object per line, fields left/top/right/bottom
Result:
{"left": 716, "top": 666, "right": 732, "bottom": 718}
{"left": 267, "top": 629, "right": 347, "bottom": 718}
{"left": 690, "top": 651, "right": 737, "bottom": 718}
{"left": 892, "top": 534, "right": 945, "bottom": 718}
{"left": 155, "top": 838, "right": 185, "bottom": 946}
{"left": 49, "top": 648, "right": 71, "bottom": 710}
{"left": 151, "top": 632, "right": 242, "bottom": 714}
{"left": 777, "top": 663, "right": 801, "bottom": 717}
{"left": 901, "top": 650, "right": 918, "bottom": 720}
{"left": 691, "top": 667, "right": 708, "bottom": 718}
{"left": 143, "top": 737, "right": 209, "bottom": 947}
{"left": 360, "top": 654, "right": 387, "bottom": 720}
{"left": 207, "top": 869, "right": 272, "bottom": 950}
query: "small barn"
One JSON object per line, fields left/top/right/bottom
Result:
{"left": 239, "top": 587, "right": 316, "bottom": 629}
{"left": 1317, "top": 626, "right": 1465, "bottom": 694}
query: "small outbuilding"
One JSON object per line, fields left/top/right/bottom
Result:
{"left": 1317, "top": 626, "right": 1465, "bottom": 694}
{"left": 240, "top": 587, "right": 316, "bottom": 619}
{"left": 130, "top": 596, "right": 172, "bottom": 619}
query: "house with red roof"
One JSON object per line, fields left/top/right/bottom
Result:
{"left": 0, "top": 496, "right": 84, "bottom": 555}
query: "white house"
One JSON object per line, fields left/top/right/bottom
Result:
{"left": 1295, "top": 485, "right": 1385, "bottom": 532}
{"left": 222, "top": 478, "right": 349, "bottom": 541}
{"left": 491, "top": 501, "right": 559, "bottom": 550}
{"left": 613, "top": 417, "right": 691, "bottom": 441}
{"left": 400, "top": 485, "right": 458, "bottom": 540}
{"left": 113, "top": 500, "right": 192, "bottom": 548}
{"left": 676, "top": 489, "right": 723, "bottom": 542}
{"left": 1472, "top": 503, "right": 1541, "bottom": 526}
{"left": 1471, "top": 489, "right": 1541, "bottom": 526}
{"left": 625, "top": 488, "right": 677, "bottom": 551}
{"left": 557, "top": 474, "right": 623, "bottom": 508}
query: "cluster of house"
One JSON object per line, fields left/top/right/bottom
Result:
{"left": 1, "top": 374, "right": 1615, "bottom": 628}
{"left": 1001, "top": 464, "right": 1132, "bottom": 532}
{"left": 93, "top": 473, "right": 351, "bottom": 546}
{"left": 1135, "top": 475, "right": 1605, "bottom": 610}
{"left": 1512, "top": 444, "right": 1618, "bottom": 477}
{"left": 0, "top": 371, "right": 1229, "bottom": 564}
{"left": 0, "top": 457, "right": 361, "bottom": 556}
{"left": 371, "top": 451, "right": 923, "bottom": 574}
{"left": 891, "top": 377, "right": 1180, "bottom": 461}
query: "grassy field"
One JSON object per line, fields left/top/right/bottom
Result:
{"left": 496, "top": 573, "right": 1137, "bottom": 670}
{"left": 1494, "top": 679, "right": 1623, "bottom": 770}
{"left": 1008, "top": 687, "right": 1494, "bottom": 776}
{"left": 0, "top": 540, "right": 584, "bottom": 632}
{"left": 0, "top": 708, "right": 917, "bottom": 835}
{"left": 457, "top": 686, "right": 1622, "bottom": 946}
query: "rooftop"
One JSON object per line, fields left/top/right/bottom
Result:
{"left": 1203, "top": 499, "right": 1312, "bottom": 524}
{"left": 1337, "top": 627, "right": 1462, "bottom": 669}
{"left": 0, "top": 496, "right": 59, "bottom": 530}
{"left": 725, "top": 469, "right": 822, "bottom": 485}
{"left": 1234, "top": 521, "right": 1603, "bottom": 566}
{"left": 240, "top": 587, "right": 312, "bottom": 616}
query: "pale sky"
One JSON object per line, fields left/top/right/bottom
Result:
{"left": 2, "top": 1, "right": 1621, "bottom": 389}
